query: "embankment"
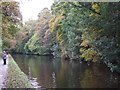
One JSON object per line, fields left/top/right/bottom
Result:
{"left": 6, "top": 55, "right": 33, "bottom": 88}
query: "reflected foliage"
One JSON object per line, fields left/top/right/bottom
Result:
{"left": 13, "top": 54, "right": 120, "bottom": 88}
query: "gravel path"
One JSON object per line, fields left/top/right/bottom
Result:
{"left": 0, "top": 58, "right": 8, "bottom": 89}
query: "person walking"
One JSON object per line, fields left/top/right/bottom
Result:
{"left": 2, "top": 51, "right": 8, "bottom": 65}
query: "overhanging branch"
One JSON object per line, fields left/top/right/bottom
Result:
{"left": 69, "top": 2, "right": 101, "bottom": 15}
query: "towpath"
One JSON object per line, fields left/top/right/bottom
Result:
{"left": 0, "top": 58, "right": 8, "bottom": 89}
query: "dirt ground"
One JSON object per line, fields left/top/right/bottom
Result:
{"left": 0, "top": 58, "right": 8, "bottom": 89}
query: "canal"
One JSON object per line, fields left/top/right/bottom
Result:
{"left": 12, "top": 54, "right": 120, "bottom": 88}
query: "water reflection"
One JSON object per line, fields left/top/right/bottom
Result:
{"left": 12, "top": 54, "right": 120, "bottom": 88}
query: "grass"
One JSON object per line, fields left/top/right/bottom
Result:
{"left": 6, "top": 55, "right": 33, "bottom": 88}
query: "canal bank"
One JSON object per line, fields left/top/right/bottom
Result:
{"left": 0, "top": 58, "right": 8, "bottom": 88}
{"left": 0, "top": 55, "right": 33, "bottom": 88}
{"left": 6, "top": 55, "right": 33, "bottom": 88}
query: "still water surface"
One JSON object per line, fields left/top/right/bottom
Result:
{"left": 12, "top": 54, "right": 120, "bottom": 88}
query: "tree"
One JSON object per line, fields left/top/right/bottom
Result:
{"left": 23, "top": 8, "right": 54, "bottom": 55}
{"left": 2, "top": 1, "right": 22, "bottom": 50}
{"left": 51, "top": 1, "right": 120, "bottom": 72}
{"left": 0, "top": 3, "right": 2, "bottom": 53}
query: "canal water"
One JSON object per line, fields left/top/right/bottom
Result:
{"left": 12, "top": 54, "right": 120, "bottom": 88}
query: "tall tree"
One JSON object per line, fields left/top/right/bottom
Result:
{"left": 24, "top": 8, "right": 53, "bottom": 55}
{"left": 2, "top": 1, "right": 22, "bottom": 50}
{"left": 0, "top": 2, "right": 2, "bottom": 53}
{"left": 50, "top": 1, "right": 120, "bottom": 72}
